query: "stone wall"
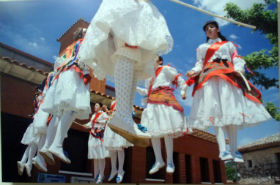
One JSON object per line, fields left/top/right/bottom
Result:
{"left": 237, "top": 147, "right": 280, "bottom": 184}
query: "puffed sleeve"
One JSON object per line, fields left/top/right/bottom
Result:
{"left": 99, "top": 113, "right": 109, "bottom": 124}
{"left": 84, "top": 121, "right": 92, "bottom": 129}
{"left": 191, "top": 45, "right": 204, "bottom": 73}
{"left": 228, "top": 42, "right": 245, "bottom": 72}
{"left": 166, "top": 66, "right": 187, "bottom": 97}
{"left": 136, "top": 86, "right": 148, "bottom": 96}
{"left": 84, "top": 115, "right": 94, "bottom": 128}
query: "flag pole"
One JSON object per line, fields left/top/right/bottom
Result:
{"left": 169, "top": 0, "right": 256, "bottom": 29}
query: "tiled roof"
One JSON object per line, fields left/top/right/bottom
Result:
{"left": 239, "top": 133, "right": 280, "bottom": 152}
{"left": 0, "top": 42, "right": 53, "bottom": 68}
{"left": 1, "top": 56, "right": 49, "bottom": 76}
{"left": 190, "top": 129, "right": 219, "bottom": 143}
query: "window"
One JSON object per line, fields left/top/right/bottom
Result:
{"left": 200, "top": 157, "right": 210, "bottom": 183}
{"left": 173, "top": 152, "right": 180, "bottom": 183}
{"left": 247, "top": 160, "right": 252, "bottom": 168}
{"left": 213, "top": 160, "right": 222, "bottom": 183}
{"left": 185, "top": 154, "right": 192, "bottom": 183}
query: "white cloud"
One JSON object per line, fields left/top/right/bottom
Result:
{"left": 192, "top": 0, "right": 265, "bottom": 27}
{"left": 0, "top": 23, "right": 55, "bottom": 61}
{"left": 28, "top": 41, "right": 38, "bottom": 48}
{"left": 238, "top": 137, "right": 255, "bottom": 147}
{"left": 229, "top": 34, "right": 238, "bottom": 40}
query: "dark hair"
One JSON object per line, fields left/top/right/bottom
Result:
{"left": 203, "top": 21, "right": 227, "bottom": 42}
{"left": 95, "top": 102, "right": 103, "bottom": 107}
{"left": 73, "top": 27, "right": 86, "bottom": 41}
{"left": 158, "top": 56, "right": 163, "bottom": 65}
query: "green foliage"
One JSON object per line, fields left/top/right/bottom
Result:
{"left": 265, "top": 102, "right": 280, "bottom": 121}
{"left": 225, "top": 161, "right": 237, "bottom": 181}
{"left": 224, "top": 0, "right": 278, "bottom": 89}
{"left": 224, "top": 0, "right": 279, "bottom": 121}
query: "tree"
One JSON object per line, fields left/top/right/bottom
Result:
{"left": 225, "top": 161, "right": 238, "bottom": 182}
{"left": 225, "top": 0, "right": 279, "bottom": 121}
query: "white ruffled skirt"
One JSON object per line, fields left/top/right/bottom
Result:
{"left": 41, "top": 69, "right": 91, "bottom": 120}
{"left": 103, "top": 126, "right": 133, "bottom": 150}
{"left": 141, "top": 104, "right": 187, "bottom": 138}
{"left": 189, "top": 77, "right": 272, "bottom": 130}
{"left": 32, "top": 106, "right": 50, "bottom": 135}
{"left": 78, "top": 0, "right": 173, "bottom": 81}
{"left": 21, "top": 123, "right": 35, "bottom": 145}
{"left": 88, "top": 135, "right": 109, "bottom": 159}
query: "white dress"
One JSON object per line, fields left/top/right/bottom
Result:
{"left": 103, "top": 103, "right": 133, "bottom": 150}
{"left": 86, "top": 111, "right": 109, "bottom": 159}
{"left": 32, "top": 73, "right": 53, "bottom": 136}
{"left": 21, "top": 91, "right": 47, "bottom": 145}
{"left": 188, "top": 38, "right": 272, "bottom": 130}
{"left": 138, "top": 65, "right": 188, "bottom": 138}
{"left": 21, "top": 123, "right": 35, "bottom": 145}
{"left": 41, "top": 42, "right": 91, "bottom": 120}
{"left": 78, "top": 0, "right": 173, "bottom": 81}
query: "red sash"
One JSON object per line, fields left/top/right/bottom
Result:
{"left": 56, "top": 38, "right": 84, "bottom": 71}
{"left": 186, "top": 41, "right": 262, "bottom": 104}
{"left": 147, "top": 86, "right": 184, "bottom": 112}
{"left": 46, "top": 114, "right": 52, "bottom": 126}
{"left": 148, "top": 66, "right": 164, "bottom": 97}
{"left": 110, "top": 101, "right": 116, "bottom": 111}
{"left": 203, "top": 41, "right": 228, "bottom": 67}
{"left": 186, "top": 41, "right": 228, "bottom": 87}
{"left": 172, "top": 73, "right": 182, "bottom": 88}
{"left": 54, "top": 64, "right": 91, "bottom": 85}
{"left": 90, "top": 112, "right": 105, "bottom": 141}
{"left": 91, "top": 112, "right": 103, "bottom": 129}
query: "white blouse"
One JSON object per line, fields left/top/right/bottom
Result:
{"left": 85, "top": 111, "right": 108, "bottom": 129}
{"left": 191, "top": 38, "right": 245, "bottom": 73}
{"left": 137, "top": 65, "right": 187, "bottom": 97}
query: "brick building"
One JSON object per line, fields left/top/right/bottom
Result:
{"left": 0, "top": 19, "right": 227, "bottom": 184}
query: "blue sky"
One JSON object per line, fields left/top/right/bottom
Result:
{"left": 0, "top": 0, "right": 279, "bottom": 147}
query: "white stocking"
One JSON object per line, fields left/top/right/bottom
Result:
{"left": 151, "top": 137, "right": 164, "bottom": 164}
{"left": 114, "top": 57, "right": 135, "bottom": 125}
{"left": 26, "top": 143, "right": 37, "bottom": 166}
{"left": 36, "top": 135, "right": 46, "bottom": 164}
{"left": 117, "top": 150, "right": 125, "bottom": 174}
{"left": 225, "top": 125, "right": 238, "bottom": 155}
{"left": 94, "top": 159, "right": 99, "bottom": 179}
{"left": 214, "top": 127, "right": 226, "bottom": 153}
{"left": 49, "top": 111, "right": 75, "bottom": 151}
{"left": 110, "top": 151, "right": 117, "bottom": 172}
{"left": 98, "top": 159, "right": 106, "bottom": 177}
{"left": 20, "top": 145, "right": 31, "bottom": 164}
{"left": 41, "top": 115, "right": 60, "bottom": 150}
{"left": 164, "top": 136, "right": 173, "bottom": 164}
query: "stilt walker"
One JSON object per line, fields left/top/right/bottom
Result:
{"left": 77, "top": 0, "right": 173, "bottom": 145}
{"left": 103, "top": 100, "right": 133, "bottom": 183}
{"left": 186, "top": 21, "right": 272, "bottom": 162}
{"left": 40, "top": 27, "right": 91, "bottom": 164}
{"left": 137, "top": 56, "right": 188, "bottom": 174}
{"left": 83, "top": 103, "right": 109, "bottom": 184}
